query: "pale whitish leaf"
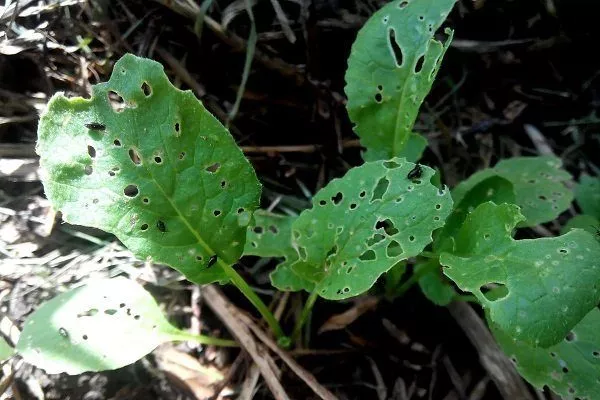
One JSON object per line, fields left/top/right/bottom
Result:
{"left": 16, "top": 278, "right": 189, "bottom": 374}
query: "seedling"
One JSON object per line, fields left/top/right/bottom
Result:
{"left": 20, "top": 1, "right": 600, "bottom": 398}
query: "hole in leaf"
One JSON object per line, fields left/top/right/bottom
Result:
{"left": 377, "top": 85, "right": 383, "bottom": 91}
{"left": 298, "top": 246, "right": 307, "bottom": 259}
{"left": 174, "top": 122, "right": 180, "bottom": 134}
{"left": 562, "top": 367, "right": 569, "bottom": 373}
{"left": 375, "top": 93, "right": 383, "bottom": 103}
{"left": 359, "top": 191, "right": 366, "bottom": 198}
{"left": 359, "top": 249, "right": 376, "bottom": 261}
{"left": 376, "top": 219, "right": 398, "bottom": 236}
{"left": 134, "top": 315, "right": 140, "bottom": 320}
{"left": 386, "top": 240, "right": 403, "bottom": 257}
{"left": 268, "top": 225, "right": 278, "bottom": 234}
{"left": 237, "top": 208, "right": 245, "bottom": 214}
{"left": 87, "top": 145, "right": 96, "bottom": 158}
{"left": 332, "top": 192, "right": 343, "bottom": 205}
{"left": 206, "top": 163, "right": 220, "bottom": 173}
{"left": 196, "top": 256, "right": 203, "bottom": 262}
{"left": 435, "top": 204, "right": 442, "bottom": 210}
{"left": 154, "top": 156, "right": 162, "bottom": 164}
{"left": 141, "top": 82, "right": 152, "bottom": 96}
{"left": 140, "top": 223, "right": 148, "bottom": 231}
{"left": 480, "top": 283, "right": 508, "bottom": 301}
{"left": 157, "top": 220, "right": 167, "bottom": 232}
{"left": 142, "top": 197, "right": 149, "bottom": 204}
{"left": 82, "top": 335, "right": 88, "bottom": 340}
{"left": 415, "top": 55, "right": 425, "bottom": 73}
{"left": 253, "top": 226, "right": 264, "bottom": 234}
{"left": 213, "top": 210, "right": 221, "bottom": 217}
{"left": 84, "top": 165, "right": 93, "bottom": 175}
{"left": 326, "top": 245, "right": 338, "bottom": 258}
{"left": 220, "top": 180, "right": 227, "bottom": 188}
{"left": 113, "top": 139, "right": 121, "bottom": 146}
{"left": 367, "top": 233, "right": 385, "bottom": 246}
{"left": 383, "top": 161, "right": 401, "bottom": 169}
{"left": 593, "top": 351, "right": 599, "bottom": 357}
{"left": 350, "top": 203, "right": 357, "bottom": 210}
{"left": 565, "top": 332, "right": 576, "bottom": 342}
{"left": 108, "top": 90, "right": 126, "bottom": 113}
{"left": 128, "top": 148, "right": 141, "bottom": 165}
{"left": 371, "top": 177, "right": 389, "bottom": 201}
{"left": 319, "top": 200, "right": 327, "bottom": 206}
{"left": 388, "top": 28, "right": 403, "bottom": 67}
{"left": 124, "top": 184, "right": 139, "bottom": 198}
{"left": 179, "top": 152, "right": 186, "bottom": 160}
{"left": 104, "top": 309, "right": 117, "bottom": 315}
{"left": 409, "top": 235, "right": 415, "bottom": 242}
{"left": 399, "top": 1, "right": 408, "bottom": 8}
{"left": 558, "top": 248, "right": 568, "bottom": 255}
{"left": 418, "top": 15, "right": 424, "bottom": 21}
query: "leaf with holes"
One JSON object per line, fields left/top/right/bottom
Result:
{"left": 452, "top": 156, "right": 573, "bottom": 227}
{"left": 16, "top": 278, "right": 196, "bottom": 374}
{"left": 273, "top": 158, "right": 453, "bottom": 300}
{"left": 0, "top": 336, "right": 13, "bottom": 362}
{"left": 575, "top": 175, "right": 600, "bottom": 220}
{"left": 436, "top": 175, "right": 515, "bottom": 252}
{"left": 243, "top": 210, "right": 295, "bottom": 258}
{"left": 36, "top": 54, "right": 260, "bottom": 284}
{"left": 492, "top": 308, "right": 600, "bottom": 399}
{"left": 345, "top": 0, "right": 456, "bottom": 161}
{"left": 440, "top": 202, "right": 600, "bottom": 347}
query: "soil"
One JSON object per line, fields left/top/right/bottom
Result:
{"left": 1, "top": 0, "right": 599, "bottom": 399}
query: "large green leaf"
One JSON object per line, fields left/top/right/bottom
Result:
{"left": 575, "top": 175, "right": 600, "bottom": 220}
{"left": 37, "top": 54, "right": 260, "bottom": 284}
{"left": 345, "top": 0, "right": 456, "bottom": 161}
{"left": 493, "top": 308, "right": 600, "bottom": 400}
{"left": 562, "top": 214, "right": 599, "bottom": 236}
{"left": 441, "top": 202, "right": 600, "bottom": 347}
{"left": 16, "top": 278, "right": 207, "bottom": 374}
{"left": 452, "top": 156, "right": 573, "bottom": 227}
{"left": 272, "top": 158, "right": 453, "bottom": 299}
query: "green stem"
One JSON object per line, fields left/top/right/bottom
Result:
{"left": 394, "top": 259, "right": 440, "bottom": 297}
{"left": 291, "top": 289, "right": 319, "bottom": 343}
{"left": 219, "top": 260, "right": 286, "bottom": 340}
{"left": 170, "top": 330, "right": 238, "bottom": 347}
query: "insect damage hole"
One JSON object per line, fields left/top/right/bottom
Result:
{"left": 141, "top": 82, "right": 152, "bottom": 96}
{"left": 399, "top": 1, "right": 408, "bottom": 8}
{"left": 123, "top": 184, "right": 139, "bottom": 198}
{"left": 87, "top": 145, "right": 96, "bottom": 158}
{"left": 206, "top": 162, "right": 220, "bottom": 173}
{"left": 480, "top": 283, "right": 508, "bottom": 301}
{"left": 386, "top": 240, "right": 402, "bottom": 257}
{"left": 108, "top": 90, "right": 126, "bottom": 113}
{"left": 388, "top": 28, "right": 404, "bottom": 67}
{"left": 128, "top": 148, "right": 142, "bottom": 165}
{"left": 371, "top": 177, "right": 389, "bottom": 201}
{"left": 375, "top": 92, "right": 383, "bottom": 103}
{"left": 359, "top": 249, "right": 376, "bottom": 261}
{"left": 415, "top": 55, "right": 425, "bottom": 73}
{"left": 331, "top": 192, "right": 343, "bottom": 205}
{"left": 84, "top": 165, "right": 93, "bottom": 175}
{"left": 376, "top": 219, "right": 398, "bottom": 236}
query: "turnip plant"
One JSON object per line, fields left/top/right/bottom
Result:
{"left": 8, "top": 0, "right": 599, "bottom": 398}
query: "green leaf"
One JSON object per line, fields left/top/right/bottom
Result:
{"left": 270, "top": 258, "right": 317, "bottom": 292}
{"left": 384, "top": 261, "right": 408, "bottom": 300}
{"left": 441, "top": 202, "right": 600, "bottom": 347}
{"left": 561, "top": 214, "right": 599, "bottom": 235}
{"left": 0, "top": 336, "right": 13, "bottom": 362}
{"left": 36, "top": 54, "right": 260, "bottom": 284}
{"left": 452, "top": 156, "right": 573, "bottom": 227}
{"left": 437, "top": 175, "right": 515, "bottom": 252}
{"left": 274, "top": 158, "right": 453, "bottom": 300}
{"left": 398, "top": 133, "right": 428, "bottom": 163}
{"left": 16, "top": 278, "right": 191, "bottom": 374}
{"left": 418, "top": 264, "right": 456, "bottom": 306}
{"left": 492, "top": 308, "right": 600, "bottom": 399}
{"left": 575, "top": 175, "right": 600, "bottom": 220}
{"left": 345, "top": 0, "right": 456, "bottom": 161}
{"left": 243, "top": 210, "right": 294, "bottom": 258}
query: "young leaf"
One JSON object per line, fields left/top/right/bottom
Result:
{"left": 36, "top": 54, "right": 260, "bottom": 284}
{"left": 345, "top": 0, "right": 456, "bottom": 161}
{"left": 274, "top": 158, "right": 453, "bottom": 299}
{"left": 441, "top": 202, "right": 600, "bottom": 347}
{"left": 16, "top": 278, "right": 197, "bottom": 374}
{"left": 417, "top": 265, "right": 456, "bottom": 306}
{"left": 0, "top": 336, "right": 13, "bottom": 362}
{"left": 492, "top": 308, "right": 600, "bottom": 399}
{"left": 575, "top": 175, "right": 600, "bottom": 219}
{"left": 243, "top": 210, "right": 294, "bottom": 258}
{"left": 436, "top": 175, "right": 515, "bottom": 252}
{"left": 452, "top": 156, "right": 573, "bottom": 227}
